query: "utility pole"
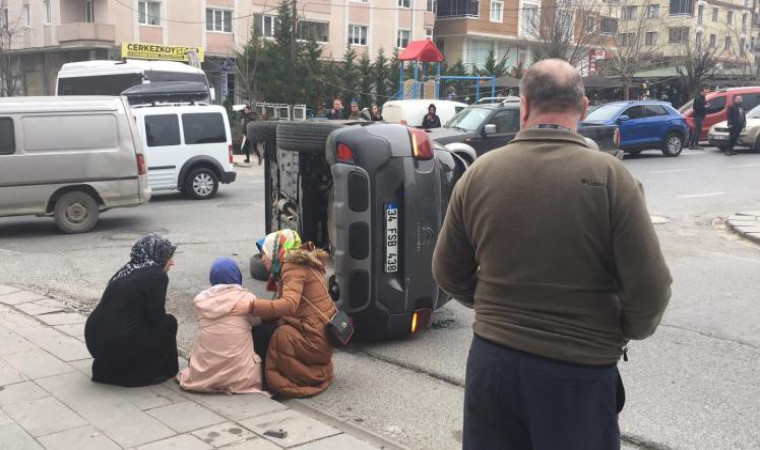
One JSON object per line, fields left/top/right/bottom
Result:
{"left": 290, "top": 0, "right": 297, "bottom": 118}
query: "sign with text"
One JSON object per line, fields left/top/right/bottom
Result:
{"left": 121, "top": 43, "right": 205, "bottom": 62}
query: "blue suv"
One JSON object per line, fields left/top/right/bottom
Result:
{"left": 580, "top": 101, "right": 689, "bottom": 157}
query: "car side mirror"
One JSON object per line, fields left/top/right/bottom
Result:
{"left": 617, "top": 115, "right": 630, "bottom": 122}
{"left": 484, "top": 124, "right": 497, "bottom": 135}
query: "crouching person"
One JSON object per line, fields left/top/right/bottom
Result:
{"left": 178, "top": 257, "right": 267, "bottom": 395}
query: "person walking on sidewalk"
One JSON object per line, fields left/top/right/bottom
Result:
{"left": 726, "top": 95, "right": 747, "bottom": 156}
{"left": 433, "top": 59, "right": 672, "bottom": 450}
{"left": 85, "top": 234, "right": 180, "bottom": 387}
{"left": 241, "top": 105, "right": 263, "bottom": 165}
{"left": 690, "top": 87, "right": 709, "bottom": 149}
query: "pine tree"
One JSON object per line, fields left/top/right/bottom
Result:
{"left": 389, "top": 48, "right": 402, "bottom": 99}
{"left": 445, "top": 59, "right": 468, "bottom": 101}
{"left": 373, "top": 48, "right": 391, "bottom": 104}
{"left": 341, "top": 46, "right": 360, "bottom": 103}
{"left": 357, "top": 53, "right": 374, "bottom": 108}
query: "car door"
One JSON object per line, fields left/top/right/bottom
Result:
{"left": 642, "top": 104, "right": 671, "bottom": 146}
{"left": 470, "top": 109, "right": 521, "bottom": 155}
{"left": 617, "top": 105, "right": 646, "bottom": 148}
{"left": 142, "top": 113, "right": 182, "bottom": 190}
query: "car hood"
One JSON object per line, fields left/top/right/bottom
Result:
{"left": 711, "top": 119, "right": 760, "bottom": 131}
{"left": 427, "top": 126, "right": 477, "bottom": 143}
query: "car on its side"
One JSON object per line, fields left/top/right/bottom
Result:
{"left": 381, "top": 99, "right": 467, "bottom": 127}
{"left": 680, "top": 86, "right": 760, "bottom": 141}
{"left": 707, "top": 104, "right": 760, "bottom": 152}
{"left": 580, "top": 101, "right": 689, "bottom": 156}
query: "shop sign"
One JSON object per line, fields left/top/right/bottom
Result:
{"left": 121, "top": 42, "right": 205, "bottom": 62}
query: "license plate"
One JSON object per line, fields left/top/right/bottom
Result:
{"left": 710, "top": 134, "right": 729, "bottom": 140}
{"left": 385, "top": 203, "right": 399, "bottom": 273}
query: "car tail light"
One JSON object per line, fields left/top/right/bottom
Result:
{"left": 410, "top": 308, "right": 433, "bottom": 333}
{"left": 409, "top": 128, "right": 434, "bottom": 160}
{"left": 613, "top": 128, "right": 621, "bottom": 147}
{"left": 228, "top": 144, "right": 234, "bottom": 164}
{"left": 336, "top": 143, "right": 354, "bottom": 163}
{"left": 137, "top": 154, "right": 147, "bottom": 176}
{"left": 400, "top": 119, "right": 408, "bottom": 125}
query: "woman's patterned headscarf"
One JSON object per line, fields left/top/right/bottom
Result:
{"left": 111, "top": 233, "right": 177, "bottom": 283}
{"left": 259, "top": 229, "right": 301, "bottom": 280}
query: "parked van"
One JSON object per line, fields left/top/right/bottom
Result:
{"left": 680, "top": 86, "right": 760, "bottom": 140}
{"left": 0, "top": 96, "right": 150, "bottom": 233}
{"left": 131, "top": 104, "right": 236, "bottom": 199}
{"left": 381, "top": 99, "right": 467, "bottom": 127}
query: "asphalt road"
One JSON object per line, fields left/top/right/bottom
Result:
{"left": 1, "top": 147, "right": 759, "bottom": 450}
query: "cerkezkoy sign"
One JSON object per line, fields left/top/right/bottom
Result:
{"left": 121, "top": 43, "right": 205, "bottom": 62}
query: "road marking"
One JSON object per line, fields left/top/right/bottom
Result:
{"left": 727, "top": 163, "right": 760, "bottom": 169}
{"left": 648, "top": 169, "right": 697, "bottom": 174}
{"left": 677, "top": 192, "right": 727, "bottom": 198}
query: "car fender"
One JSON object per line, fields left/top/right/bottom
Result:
{"left": 443, "top": 142, "right": 477, "bottom": 165}
{"left": 177, "top": 156, "right": 224, "bottom": 188}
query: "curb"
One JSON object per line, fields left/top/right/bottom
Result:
{"left": 725, "top": 212, "right": 760, "bottom": 245}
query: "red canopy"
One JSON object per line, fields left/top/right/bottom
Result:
{"left": 398, "top": 40, "right": 444, "bottom": 62}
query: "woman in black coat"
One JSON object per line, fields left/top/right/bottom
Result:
{"left": 85, "top": 234, "right": 179, "bottom": 387}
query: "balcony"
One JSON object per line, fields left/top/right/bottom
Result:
{"left": 57, "top": 22, "right": 115, "bottom": 45}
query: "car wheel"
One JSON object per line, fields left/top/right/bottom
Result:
{"left": 54, "top": 191, "right": 99, "bottom": 234}
{"left": 662, "top": 133, "right": 684, "bottom": 157}
{"left": 249, "top": 253, "right": 270, "bottom": 281}
{"left": 184, "top": 168, "right": 219, "bottom": 200}
{"left": 276, "top": 121, "right": 346, "bottom": 154}
{"left": 247, "top": 121, "right": 279, "bottom": 144}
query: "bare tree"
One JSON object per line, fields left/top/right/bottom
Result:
{"left": 725, "top": 25, "right": 759, "bottom": 83}
{"left": 0, "top": 9, "right": 22, "bottom": 97}
{"left": 525, "top": 0, "right": 603, "bottom": 67}
{"left": 674, "top": 32, "right": 724, "bottom": 98}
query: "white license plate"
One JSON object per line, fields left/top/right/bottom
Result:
{"left": 385, "top": 203, "right": 399, "bottom": 273}
{"left": 710, "top": 134, "right": 729, "bottom": 140}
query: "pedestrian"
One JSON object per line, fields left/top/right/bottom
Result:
{"left": 348, "top": 101, "right": 361, "bottom": 120}
{"left": 85, "top": 234, "right": 180, "bottom": 387}
{"left": 248, "top": 230, "right": 335, "bottom": 398}
{"left": 690, "top": 86, "right": 709, "bottom": 149}
{"left": 177, "top": 257, "right": 267, "bottom": 395}
{"left": 433, "top": 59, "right": 672, "bottom": 450}
{"left": 421, "top": 103, "right": 441, "bottom": 129}
{"left": 369, "top": 102, "right": 383, "bottom": 121}
{"left": 240, "top": 105, "right": 261, "bottom": 164}
{"left": 726, "top": 95, "right": 746, "bottom": 156}
{"left": 326, "top": 98, "right": 344, "bottom": 120}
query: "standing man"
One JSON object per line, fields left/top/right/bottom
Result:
{"left": 690, "top": 86, "right": 708, "bottom": 149}
{"left": 726, "top": 95, "right": 746, "bottom": 156}
{"left": 240, "top": 105, "right": 260, "bottom": 164}
{"left": 433, "top": 59, "right": 672, "bottom": 450}
{"left": 326, "top": 98, "right": 344, "bottom": 120}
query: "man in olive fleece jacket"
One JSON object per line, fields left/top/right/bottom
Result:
{"left": 433, "top": 59, "right": 672, "bottom": 450}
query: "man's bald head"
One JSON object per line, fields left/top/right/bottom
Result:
{"left": 520, "top": 59, "right": 586, "bottom": 115}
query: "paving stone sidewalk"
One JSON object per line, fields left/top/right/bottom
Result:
{"left": 0, "top": 285, "right": 381, "bottom": 450}
{"left": 725, "top": 212, "right": 760, "bottom": 245}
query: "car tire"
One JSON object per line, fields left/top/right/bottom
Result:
{"left": 249, "top": 253, "right": 269, "bottom": 281}
{"left": 662, "top": 133, "right": 684, "bottom": 157}
{"left": 184, "top": 167, "right": 219, "bottom": 200}
{"left": 276, "top": 121, "right": 346, "bottom": 154}
{"left": 54, "top": 191, "right": 99, "bottom": 234}
{"left": 247, "top": 121, "right": 279, "bottom": 144}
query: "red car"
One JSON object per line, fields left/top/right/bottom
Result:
{"left": 680, "top": 86, "right": 760, "bottom": 141}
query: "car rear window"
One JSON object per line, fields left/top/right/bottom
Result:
{"left": 736, "top": 93, "right": 760, "bottom": 111}
{"left": 706, "top": 96, "right": 726, "bottom": 114}
{"left": 182, "top": 113, "right": 226, "bottom": 145}
{"left": 145, "top": 114, "right": 180, "bottom": 147}
{"left": 0, "top": 118, "right": 14, "bottom": 155}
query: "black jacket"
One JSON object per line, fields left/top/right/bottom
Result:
{"left": 422, "top": 114, "right": 441, "bottom": 129}
{"left": 693, "top": 94, "right": 707, "bottom": 119}
{"left": 727, "top": 104, "right": 747, "bottom": 129}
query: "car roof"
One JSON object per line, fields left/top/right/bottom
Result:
{"left": 604, "top": 100, "right": 673, "bottom": 107}
{"left": 58, "top": 59, "right": 205, "bottom": 77}
{"left": 0, "top": 95, "right": 123, "bottom": 113}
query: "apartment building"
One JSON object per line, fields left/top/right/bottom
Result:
{"left": 0, "top": 0, "right": 433, "bottom": 98}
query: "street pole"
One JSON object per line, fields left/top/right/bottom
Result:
{"left": 290, "top": 0, "right": 297, "bottom": 119}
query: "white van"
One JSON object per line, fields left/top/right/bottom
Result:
{"left": 381, "top": 99, "right": 468, "bottom": 127}
{"left": 0, "top": 96, "right": 150, "bottom": 233}
{"left": 131, "top": 104, "right": 236, "bottom": 199}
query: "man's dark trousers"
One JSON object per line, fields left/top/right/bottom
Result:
{"left": 463, "top": 335, "right": 622, "bottom": 450}
{"left": 691, "top": 117, "right": 704, "bottom": 147}
{"left": 727, "top": 127, "right": 741, "bottom": 155}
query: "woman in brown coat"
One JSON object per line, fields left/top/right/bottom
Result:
{"left": 248, "top": 230, "right": 335, "bottom": 398}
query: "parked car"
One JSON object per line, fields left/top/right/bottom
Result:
{"left": 429, "top": 102, "right": 620, "bottom": 162}
{"left": 247, "top": 120, "right": 467, "bottom": 341}
{"left": 707, "top": 104, "right": 760, "bottom": 152}
{"left": 680, "top": 86, "right": 760, "bottom": 141}
{"left": 131, "top": 103, "right": 236, "bottom": 199}
{"left": 0, "top": 96, "right": 150, "bottom": 233}
{"left": 381, "top": 99, "right": 467, "bottom": 127}
{"left": 581, "top": 100, "right": 689, "bottom": 156}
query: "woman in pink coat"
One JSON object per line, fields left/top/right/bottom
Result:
{"left": 178, "top": 257, "right": 267, "bottom": 395}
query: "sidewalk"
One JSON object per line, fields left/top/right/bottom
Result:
{"left": 725, "top": 212, "right": 760, "bottom": 245}
{"left": 0, "top": 285, "right": 381, "bottom": 450}
{"left": 232, "top": 154, "right": 264, "bottom": 175}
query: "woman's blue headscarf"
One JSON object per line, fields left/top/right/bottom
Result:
{"left": 209, "top": 257, "right": 243, "bottom": 286}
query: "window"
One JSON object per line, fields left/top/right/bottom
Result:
{"left": 697, "top": 5, "right": 703, "bottom": 24}
{"left": 705, "top": 96, "right": 726, "bottom": 114}
{"left": 645, "top": 31, "right": 658, "bottom": 45}
{"left": 426, "top": 28, "right": 433, "bottom": 40}
{"left": 298, "top": 20, "right": 329, "bottom": 43}
{"left": 21, "top": 4, "right": 29, "bottom": 26}
{"left": 521, "top": 5, "right": 539, "bottom": 35}
{"left": 138, "top": 1, "right": 160, "bottom": 26}
{"left": 601, "top": 17, "right": 618, "bottom": 34}
{"left": 145, "top": 115, "right": 180, "bottom": 147}
{"left": 348, "top": 24, "right": 368, "bottom": 46}
{"left": 669, "top": 0, "right": 693, "bottom": 16}
{"left": 43, "top": 0, "right": 51, "bottom": 23}
{"left": 727, "top": 10, "right": 733, "bottom": 25}
{"left": 646, "top": 5, "right": 660, "bottom": 18}
{"left": 696, "top": 30, "right": 703, "bottom": 52}
{"left": 254, "top": 15, "right": 278, "bottom": 38}
{"left": 739, "top": 94, "right": 760, "bottom": 110}
{"left": 724, "top": 36, "right": 731, "bottom": 51}
{"left": 206, "top": 9, "right": 232, "bottom": 32}
{"left": 85, "top": 0, "right": 94, "bottom": 22}
{"left": 182, "top": 113, "right": 226, "bottom": 145}
{"left": 487, "top": 110, "right": 520, "bottom": 134}
{"left": 644, "top": 105, "right": 668, "bottom": 117}
{"left": 623, "top": 106, "right": 645, "bottom": 119}
{"left": 742, "top": 13, "right": 748, "bottom": 32}
{"left": 23, "top": 115, "right": 117, "bottom": 152}
{"left": 0, "top": 118, "right": 14, "bottom": 155}
{"left": 709, "top": 33, "right": 716, "bottom": 48}
{"left": 427, "top": 0, "right": 437, "bottom": 13}
{"left": 622, "top": 6, "right": 638, "bottom": 20}
{"left": 491, "top": 0, "right": 503, "bottom": 22}
{"left": 585, "top": 16, "right": 596, "bottom": 33}
{"left": 619, "top": 33, "right": 636, "bottom": 46}
{"left": 397, "top": 29, "right": 410, "bottom": 48}
{"left": 398, "top": 0, "right": 410, "bottom": 7}
{"left": 712, "top": 8, "right": 718, "bottom": 21}
{"left": 668, "top": 27, "right": 689, "bottom": 43}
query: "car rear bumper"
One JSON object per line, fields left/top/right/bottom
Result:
{"left": 221, "top": 171, "right": 237, "bottom": 184}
